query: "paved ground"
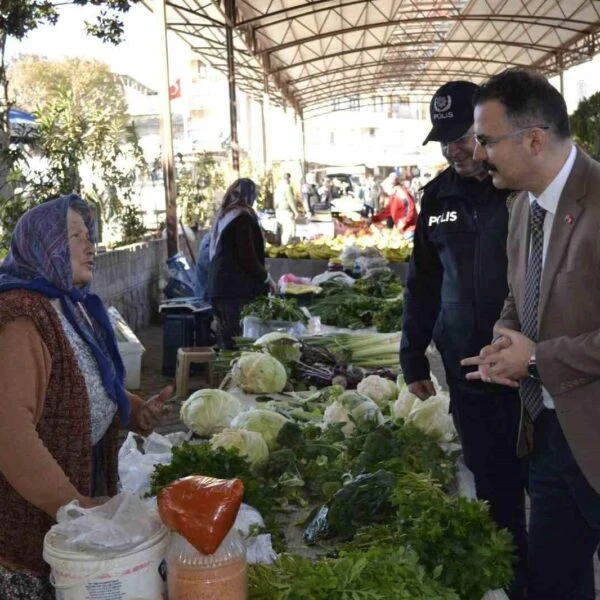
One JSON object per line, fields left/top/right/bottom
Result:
{"left": 132, "top": 325, "right": 600, "bottom": 596}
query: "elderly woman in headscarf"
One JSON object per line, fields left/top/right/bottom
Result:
{"left": 206, "top": 178, "right": 274, "bottom": 349}
{"left": 0, "top": 194, "right": 172, "bottom": 599}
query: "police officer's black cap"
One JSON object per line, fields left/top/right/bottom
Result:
{"left": 422, "top": 81, "right": 480, "bottom": 145}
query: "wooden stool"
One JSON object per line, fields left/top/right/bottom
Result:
{"left": 175, "top": 347, "right": 216, "bottom": 398}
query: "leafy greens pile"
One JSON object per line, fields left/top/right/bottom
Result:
{"left": 242, "top": 296, "right": 308, "bottom": 324}
{"left": 249, "top": 545, "right": 460, "bottom": 600}
{"left": 311, "top": 270, "right": 404, "bottom": 332}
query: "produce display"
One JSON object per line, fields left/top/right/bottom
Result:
{"left": 146, "top": 275, "right": 513, "bottom": 599}
{"left": 148, "top": 363, "right": 514, "bottom": 599}
{"left": 266, "top": 226, "right": 413, "bottom": 263}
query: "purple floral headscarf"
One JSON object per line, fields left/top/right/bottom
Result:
{"left": 1, "top": 194, "right": 96, "bottom": 291}
{"left": 0, "top": 194, "right": 130, "bottom": 424}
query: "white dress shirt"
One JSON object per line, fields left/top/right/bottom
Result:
{"left": 527, "top": 144, "right": 577, "bottom": 409}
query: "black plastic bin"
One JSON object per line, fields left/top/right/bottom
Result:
{"left": 160, "top": 299, "right": 214, "bottom": 376}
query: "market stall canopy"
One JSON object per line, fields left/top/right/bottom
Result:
{"left": 147, "top": 0, "right": 600, "bottom": 117}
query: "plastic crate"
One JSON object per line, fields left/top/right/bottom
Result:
{"left": 161, "top": 308, "right": 214, "bottom": 376}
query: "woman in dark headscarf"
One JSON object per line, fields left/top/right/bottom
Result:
{"left": 207, "top": 178, "right": 274, "bottom": 349}
{"left": 0, "top": 194, "right": 171, "bottom": 599}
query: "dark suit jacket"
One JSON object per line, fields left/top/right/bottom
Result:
{"left": 496, "top": 146, "right": 600, "bottom": 493}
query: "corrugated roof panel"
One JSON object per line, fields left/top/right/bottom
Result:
{"left": 148, "top": 0, "right": 600, "bottom": 112}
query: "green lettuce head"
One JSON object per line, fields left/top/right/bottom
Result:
{"left": 210, "top": 428, "right": 269, "bottom": 467}
{"left": 231, "top": 352, "right": 287, "bottom": 393}
{"left": 231, "top": 408, "right": 289, "bottom": 449}
{"left": 180, "top": 389, "right": 242, "bottom": 436}
{"left": 253, "top": 332, "right": 302, "bottom": 365}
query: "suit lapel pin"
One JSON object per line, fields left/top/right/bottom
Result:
{"left": 565, "top": 214, "right": 573, "bottom": 225}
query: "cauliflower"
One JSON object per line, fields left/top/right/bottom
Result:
{"left": 393, "top": 387, "right": 419, "bottom": 420}
{"left": 357, "top": 375, "right": 398, "bottom": 408}
{"left": 405, "top": 393, "right": 456, "bottom": 442}
{"left": 323, "top": 400, "right": 354, "bottom": 435}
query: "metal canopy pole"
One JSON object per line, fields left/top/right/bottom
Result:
{"left": 300, "top": 114, "right": 307, "bottom": 179}
{"left": 155, "top": 0, "right": 178, "bottom": 257}
{"left": 261, "top": 72, "right": 269, "bottom": 175}
{"left": 225, "top": 0, "right": 240, "bottom": 176}
{"left": 557, "top": 50, "right": 565, "bottom": 96}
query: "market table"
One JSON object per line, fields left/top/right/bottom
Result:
{"left": 266, "top": 258, "right": 409, "bottom": 283}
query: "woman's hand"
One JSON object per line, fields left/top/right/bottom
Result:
{"left": 130, "top": 385, "right": 174, "bottom": 436}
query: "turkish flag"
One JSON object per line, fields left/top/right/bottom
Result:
{"left": 169, "top": 79, "right": 181, "bottom": 100}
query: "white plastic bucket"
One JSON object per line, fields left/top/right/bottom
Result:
{"left": 43, "top": 525, "right": 168, "bottom": 600}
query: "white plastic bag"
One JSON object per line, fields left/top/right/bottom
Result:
{"left": 246, "top": 534, "right": 277, "bottom": 565}
{"left": 53, "top": 493, "right": 162, "bottom": 553}
{"left": 118, "top": 432, "right": 174, "bottom": 497}
{"left": 232, "top": 504, "right": 277, "bottom": 565}
{"left": 233, "top": 503, "right": 265, "bottom": 536}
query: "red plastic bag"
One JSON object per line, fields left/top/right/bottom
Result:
{"left": 158, "top": 475, "right": 244, "bottom": 554}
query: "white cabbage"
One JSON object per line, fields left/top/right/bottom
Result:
{"left": 254, "top": 333, "right": 302, "bottom": 365}
{"left": 231, "top": 352, "right": 287, "bottom": 393}
{"left": 210, "top": 428, "right": 269, "bottom": 467}
{"left": 180, "top": 389, "right": 242, "bottom": 437}
{"left": 231, "top": 409, "right": 289, "bottom": 449}
{"left": 357, "top": 375, "right": 398, "bottom": 408}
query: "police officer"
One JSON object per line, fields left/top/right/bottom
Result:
{"left": 400, "top": 81, "right": 527, "bottom": 600}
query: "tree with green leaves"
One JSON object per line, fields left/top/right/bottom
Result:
{"left": 570, "top": 91, "right": 600, "bottom": 161}
{"left": 8, "top": 56, "right": 145, "bottom": 219}
{"left": 0, "top": 0, "right": 135, "bottom": 250}
{"left": 177, "top": 152, "right": 225, "bottom": 227}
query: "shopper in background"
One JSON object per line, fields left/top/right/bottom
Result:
{"left": 274, "top": 172, "right": 298, "bottom": 244}
{"left": 207, "top": 178, "right": 275, "bottom": 349}
{"left": 194, "top": 231, "right": 211, "bottom": 301}
{"left": 0, "top": 194, "right": 171, "bottom": 599}
{"left": 400, "top": 80, "right": 527, "bottom": 600}
{"left": 371, "top": 173, "right": 417, "bottom": 234}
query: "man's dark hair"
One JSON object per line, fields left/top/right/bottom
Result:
{"left": 474, "top": 68, "right": 571, "bottom": 139}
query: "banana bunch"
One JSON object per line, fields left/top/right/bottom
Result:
{"left": 382, "top": 246, "right": 412, "bottom": 262}
{"left": 306, "top": 242, "right": 339, "bottom": 260}
{"left": 265, "top": 243, "right": 287, "bottom": 258}
{"left": 284, "top": 242, "right": 310, "bottom": 259}
{"left": 265, "top": 233, "right": 413, "bottom": 262}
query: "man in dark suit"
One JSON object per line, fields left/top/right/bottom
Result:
{"left": 462, "top": 68, "right": 600, "bottom": 600}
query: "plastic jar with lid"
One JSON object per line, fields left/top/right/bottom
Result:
{"left": 166, "top": 528, "right": 247, "bottom": 600}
